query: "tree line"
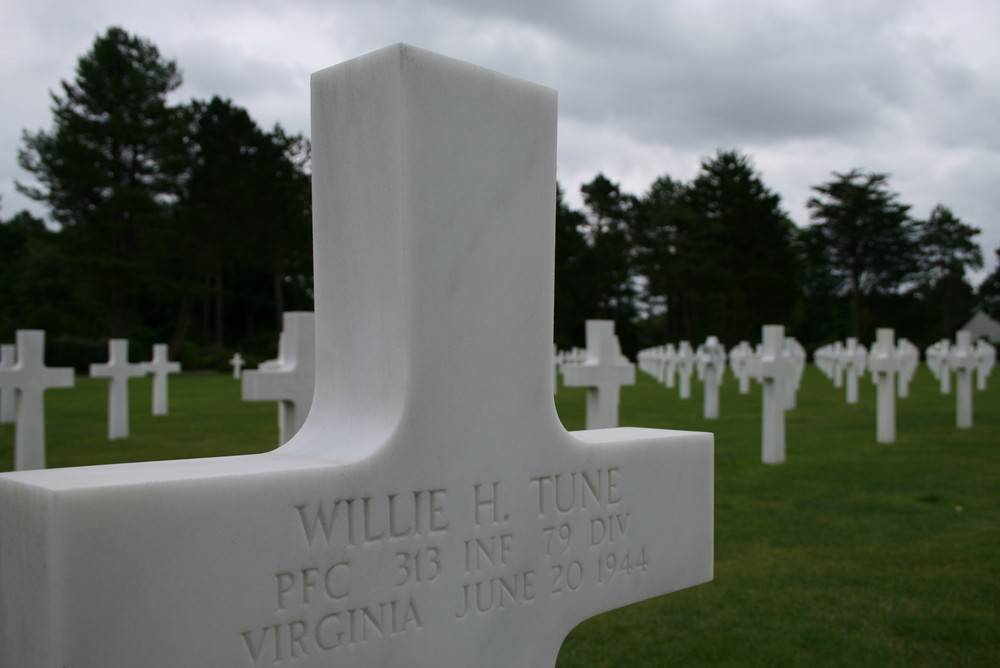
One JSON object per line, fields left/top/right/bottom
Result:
{"left": 2, "top": 27, "right": 998, "bottom": 368}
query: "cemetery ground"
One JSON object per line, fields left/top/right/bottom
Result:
{"left": 1, "top": 367, "right": 996, "bottom": 667}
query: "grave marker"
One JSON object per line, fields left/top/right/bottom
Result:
{"left": 242, "top": 312, "right": 316, "bottom": 445}
{"left": 868, "top": 328, "right": 901, "bottom": 443}
{"left": 89, "top": 339, "right": 148, "bottom": 440}
{"left": 695, "top": 336, "right": 726, "bottom": 419}
{"left": 0, "top": 330, "right": 74, "bottom": 470}
{"left": 728, "top": 341, "right": 754, "bottom": 394}
{"left": 230, "top": 352, "right": 246, "bottom": 379}
{"left": 562, "top": 320, "right": 636, "bottom": 429}
{"left": 896, "top": 338, "right": 919, "bottom": 398}
{"left": 749, "top": 325, "right": 795, "bottom": 464}
{"left": 0, "top": 343, "right": 15, "bottom": 423}
{"left": 143, "top": 343, "right": 181, "bottom": 416}
{"left": 0, "top": 45, "right": 713, "bottom": 667}
{"left": 948, "top": 330, "right": 976, "bottom": 429}
{"left": 974, "top": 339, "right": 995, "bottom": 390}
{"left": 783, "top": 337, "right": 806, "bottom": 410}
{"left": 675, "top": 341, "right": 695, "bottom": 399}
{"left": 841, "top": 337, "right": 867, "bottom": 404}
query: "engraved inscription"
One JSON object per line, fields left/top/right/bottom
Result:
{"left": 239, "top": 466, "right": 647, "bottom": 664}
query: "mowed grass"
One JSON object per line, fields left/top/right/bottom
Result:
{"left": 0, "top": 365, "right": 997, "bottom": 666}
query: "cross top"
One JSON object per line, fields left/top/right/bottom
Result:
{"left": 145, "top": 343, "right": 180, "bottom": 377}
{"left": 948, "top": 330, "right": 976, "bottom": 371}
{"left": 0, "top": 45, "right": 711, "bottom": 667}
{"left": 90, "top": 339, "right": 147, "bottom": 382}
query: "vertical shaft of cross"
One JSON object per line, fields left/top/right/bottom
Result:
{"left": 951, "top": 330, "right": 975, "bottom": 429}
{"left": 760, "top": 325, "right": 786, "bottom": 464}
{"left": 296, "top": 46, "right": 561, "bottom": 459}
{"left": 871, "top": 328, "right": 897, "bottom": 443}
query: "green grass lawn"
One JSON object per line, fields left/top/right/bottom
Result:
{"left": 1, "top": 366, "right": 996, "bottom": 666}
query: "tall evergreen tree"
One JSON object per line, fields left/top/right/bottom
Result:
{"left": 912, "top": 204, "right": 983, "bottom": 338}
{"left": 686, "top": 150, "right": 800, "bottom": 343}
{"left": 17, "top": 26, "right": 183, "bottom": 337}
{"left": 806, "top": 169, "right": 917, "bottom": 338}
{"left": 579, "top": 174, "right": 640, "bottom": 353}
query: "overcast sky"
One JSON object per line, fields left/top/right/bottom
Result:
{"left": 3, "top": 0, "right": 998, "bottom": 280}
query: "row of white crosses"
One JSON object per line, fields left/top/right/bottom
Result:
{"left": 926, "top": 335, "right": 995, "bottom": 395}
{"left": 0, "top": 334, "right": 181, "bottom": 470}
{"left": 88, "top": 340, "right": 182, "bottom": 440}
{"left": 816, "top": 328, "right": 995, "bottom": 437}
{"left": 0, "top": 45, "right": 712, "bottom": 665}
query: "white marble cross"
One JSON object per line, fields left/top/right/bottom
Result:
{"left": 0, "top": 46, "right": 712, "bottom": 667}
{"left": 89, "top": 339, "right": 148, "bottom": 440}
{"left": 230, "top": 352, "right": 246, "bottom": 379}
{"left": 695, "top": 336, "right": 726, "bottom": 419}
{"left": 0, "top": 330, "right": 74, "bottom": 470}
{"left": 948, "top": 330, "right": 977, "bottom": 429}
{"left": 783, "top": 337, "right": 806, "bottom": 410}
{"left": 926, "top": 340, "right": 952, "bottom": 393}
{"left": 974, "top": 339, "right": 995, "bottom": 391}
{"left": 728, "top": 341, "right": 754, "bottom": 394}
{"left": 831, "top": 341, "right": 845, "bottom": 388}
{"left": 749, "top": 325, "right": 795, "bottom": 464}
{"left": 242, "top": 311, "right": 316, "bottom": 445}
{"left": 841, "top": 337, "right": 867, "bottom": 404}
{"left": 674, "top": 341, "right": 695, "bottom": 399}
{"left": 143, "top": 343, "right": 181, "bottom": 416}
{"left": 562, "top": 320, "right": 636, "bottom": 429}
{"left": 895, "top": 338, "right": 920, "bottom": 398}
{"left": 661, "top": 343, "right": 677, "bottom": 388}
{"left": 868, "top": 328, "right": 901, "bottom": 443}
{"left": 0, "top": 343, "right": 15, "bottom": 424}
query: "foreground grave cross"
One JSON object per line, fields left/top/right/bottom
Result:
{"left": 242, "top": 311, "right": 316, "bottom": 444}
{"left": 868, "top": 328, "right": 901, "bottom": 443}
{"left": 561, "top": 320, "right": 636, "bottom": 429}
{"left": 0, "top": 330, "right": 74, "bottom": 470}
{"left": 143, "top": 343, "right": 181, "bottom": 416}
{"left": 89, "top": 339, "right": 149, "bottom": 439}
{"left": 0, "top": 45, "right": 712, "bottom": 668}
{"left": 0, "top": 343, "right": 15, "bottom": 423}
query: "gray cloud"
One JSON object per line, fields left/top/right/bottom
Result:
{"left": 2, "top": 0, "right": 998, "bottom": 275}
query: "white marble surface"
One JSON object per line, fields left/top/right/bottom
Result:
{"left": 0, "top": 330, "right": 74, "bottom": 469}
{"left": 842, "top": 337, "right": 867, "bottom": 404}
{"left": 675, "top": 341, "right": 695, "bottom": 399}
{"left": 0, "top": 45, "right": 712, "bottom": 668}
{"left": 242, "top": 311, "right": 316, "bottom": 444}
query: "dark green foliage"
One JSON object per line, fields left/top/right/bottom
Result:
{"left": 5, "top": 27, "right": 311, "bottom": 363}
{"left": 17, "top": 27, "right": 183, "bottom": 338}
{"left": 978, "top": 245, "right": 1000, "bottom": 320}
{"left": 631, "top": 151, "right": 801, "bottom": 346}
{"left": 806, "top": 170, "right": 919, "bottom": 339}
